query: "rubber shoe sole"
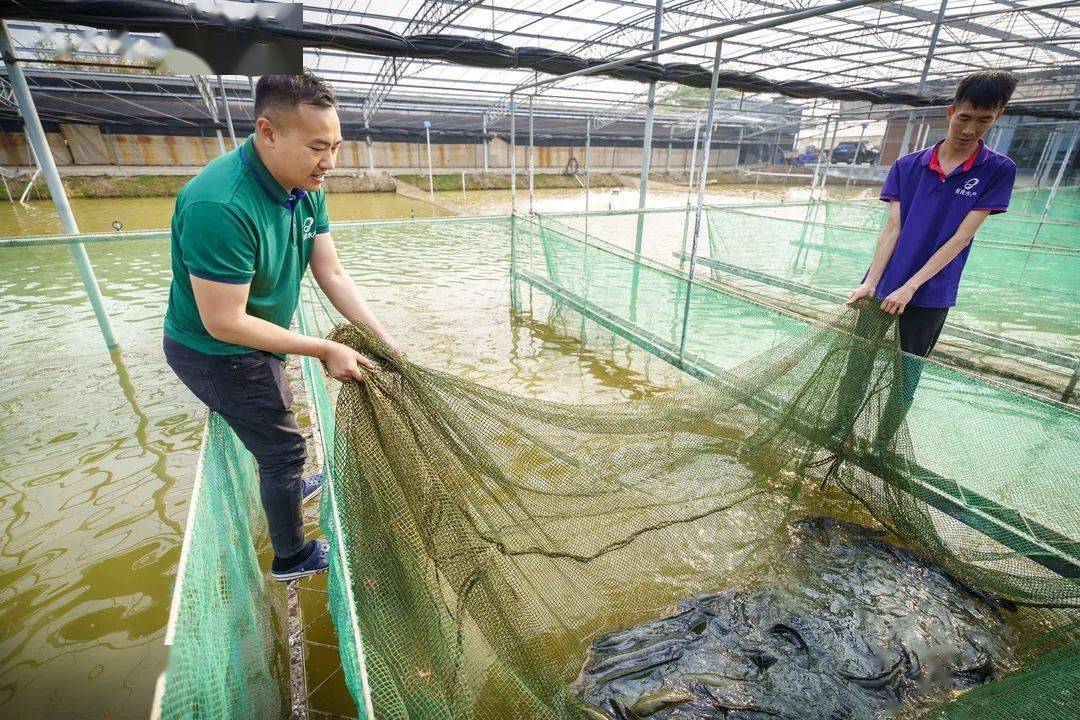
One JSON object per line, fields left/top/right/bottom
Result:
{"left": 271, "top": 539, "right": 329, "bottom": 582}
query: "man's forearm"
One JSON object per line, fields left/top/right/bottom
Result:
{"left": 901, "top": 234, "right": 972, "bottom": 292}
{"left": 900, "top": 210, "right": 988, "bottom": 293}
{"left": 208, "top": 314, "right": 331, "bottom": 358}
{"left": 864, "top": 226, "right": 900, "bottom": 288}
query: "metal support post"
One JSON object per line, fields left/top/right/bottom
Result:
{"left": 678, "top": 39, "right": 724, "bottom": 362}
{"left": 820, "top": 116, "right": 841, "bottom": 197}
{"left": 808, "top": 116, "right": 832, "bottom": 202}
{"left": 665, "top": 124, "right": 674, "bottom": 174}
{"left": 528, "top": 92, "right": 535, "bottom": 215}
{"left": 0, "top": 20, "right": 117, "bottom": 348}
{"left": 898, "top": 0, "right": 949, "bottom": 157}
{"left": 735, "top": 126, "right": 744, "bottom": 167}
{"left": 1031, "top": 130, "right": 1053, "bottom": 189}
{"left": 680, "top": 112, "right": 702, "bottom": 265}
{"left": 844, "top": 121, "right": 868, "bottom": 194}
{"left": 364, "top": 117, "right": 375, "bottom": 171}
{"left": 629, "top": 0, "right": 664, "bottom": 319}
{"left": 510, "top": 96, "right": 517, "bottom": 214}
{"left": 217, "top": 76, "right": 238, "bottom": 150}
{"left": 584, "top": 117, "right": 592, "bottom": 236}
{"left": 424, "top": 120, "right": 434, "bottom": 201}
{"left": 482, "top": 114, "right": 489, "bottom": 173}
{"left": 1028, "top": 124, "right": 1079, "bottom": 257}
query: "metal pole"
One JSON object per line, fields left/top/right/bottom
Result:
{"left": 678, "top": 39, "right": 724, "bottom": 362}
{"left": 1029, "top": 124, "right": 1078, "bottom": 253}
{"left": 482, "top": 114, "right": 489, "bottom": 173}
{"left": 510, "top": 96, "right": 517, "bottom": 215}
{"left": 1040, "top": 130, "right": 1064, "bottom": 188}
{"left": 528, "top": 91, "right": 535, "bottom": 215}
{"left": 0, "top": 20, "right": 117, "bottom": 348}
{"left": 809, "top": 116, "right": 832, "bottom": 201}
{"left": 216, "top": 76, "right": 237, "bottom": 150}
{"left": 820, "top": 116, "right": 842, "bottom": 197}
{"left": 584, "top": 117, "right": 592, "bottom": 234}
{"left": 461, "top": 171, "right": 467, "bottom": 207}
{"left": 797, "top": 114, "right": 832, "bottom": 264}
{"left": 898, "top": 0, "right": 949, "bottom": 157}
{"left": 735, "top": 126, "right": 744, "bottom": 167}
{"left": 666, "top": 124, "right": 674, "bottom": 174}
{"left": 202, "top": 77, "right": 227, "bottom": 156}
{"left": 630, "top": 0, "right": 664, "bottom": 317}
{"left": 582, "top": 116, "right": 593, "bottom": 338}
{"left": 713, "top": 123, "right": 722, "bottom": 171}
{"left": 844, "top": 121, "right": 868, "bottom": 194}
{"left": 1031, "top": 130, "right": 1052, "bottom": 189}
{"left": 424, "top": 121, "right": 434, "bottom": 201}
{"left": 364, "top": 117, "right": 375, "bottom": 171}
{"left": 680, "top": 112, "right": 702, "bottom": 263}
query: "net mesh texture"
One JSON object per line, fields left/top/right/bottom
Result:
{"left": 310, "top": 214, "right": 1078, "bottom": 720}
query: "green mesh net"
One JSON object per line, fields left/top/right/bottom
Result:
{"left": 1010, "top": 185, "right": 1080, "bottom": 223}
{"left": 154, "top": 412, "right": 289, "bottom": 720}
{"left": 824, "top": 197, "right": 1080, "bottom": 251}
{"left": 306, "top": 215, "right": 1078, "bottom": 719}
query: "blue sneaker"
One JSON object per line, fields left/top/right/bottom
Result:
{"left": 301, "top": 473, "right": 324, "bottom": 505}
{"left": 271, "top": 539, "right": 329, "bottom": 582}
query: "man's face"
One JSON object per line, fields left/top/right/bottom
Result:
{"left": 258, "top": 104, "right": 342, "bottom": 192}
{"left": 945, "top": 101, "right": 1002, "bottom": 152}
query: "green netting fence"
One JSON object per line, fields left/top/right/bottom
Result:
{"left": 1010, "top": 185, "right": 1080, "bottom": 223}
{"left": 824, "top": 195, "right": 1080, "bottom": 250}
{"left": 540, "top": 203, "right": 1078, "bottom": 400}
{"left": 703, "top": 203, "right": 1079, "bottom": 378}
{"left": 152, "top": 413, "right": 289, "bottom": 720}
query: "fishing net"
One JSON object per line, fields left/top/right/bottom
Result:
{"left": 154, "top": 412, "right": 290, "bottom": 720}
{"left": 144, "top": 210, "right": 1076, "bottom": 720}
{"left": 313, "top": 214, "right": 1078, "bottom": 719}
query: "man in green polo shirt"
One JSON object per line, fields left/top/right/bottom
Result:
{"left": 163, "top": 72, "right": 397, "bottom": 581}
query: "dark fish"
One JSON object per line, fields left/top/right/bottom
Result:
{"left": 571, "top": 517, "right": 1015, "bottom": 720}
{"left": 629, "top": 688, "right": 695, "bottom": 716}
{"left": 840, "top": 653, "right": 904, "bottom": 690}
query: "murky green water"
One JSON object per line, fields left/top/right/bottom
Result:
{"left": 0, "top": 192, "right": 451, "bottom": 238}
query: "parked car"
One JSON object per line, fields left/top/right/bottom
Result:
{"left": 830, "top": 141, "right": 879, "bottom": 165}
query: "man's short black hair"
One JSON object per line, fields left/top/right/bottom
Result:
{"left": 254, "top": 71, "right": 337, "bottom": 120}
{"left": 953, "top": 71, "right": 1018, "bottom": 111}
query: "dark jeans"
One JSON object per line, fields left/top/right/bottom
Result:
{"left": 164, "top": 333, "right": 307, "bottom": 558}
{"left": 832, "top": 305, "right": 949, "bottom": 449}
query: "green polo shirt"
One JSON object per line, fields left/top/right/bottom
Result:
{"left": 164, "top": 135, "right": 330, "bottom": 356}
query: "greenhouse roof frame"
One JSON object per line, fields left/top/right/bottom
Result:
{"left": 0, "top": 0, "right": 1075, "bottom": 128}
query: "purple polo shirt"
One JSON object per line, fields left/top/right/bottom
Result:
{"left": 875, "top": 139, "right": 1016, "bottom": 307}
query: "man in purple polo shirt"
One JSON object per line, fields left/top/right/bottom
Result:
{"left": 834, "top": 70, "right": 1018, "bottom": 448}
